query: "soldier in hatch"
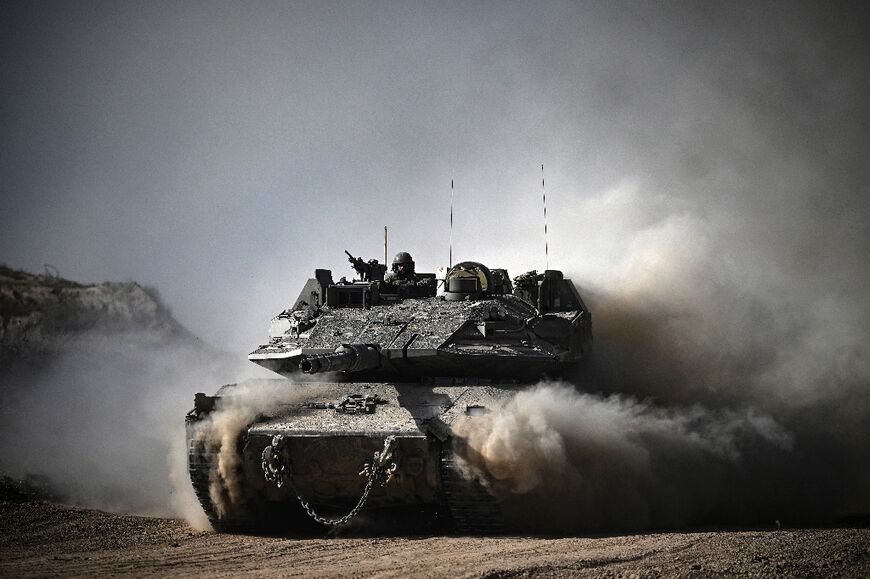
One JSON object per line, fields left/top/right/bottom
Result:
{"left": 384, "top": 251, "right": 416, "bottom": 284}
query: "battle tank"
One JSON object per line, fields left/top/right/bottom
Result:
{"left": 186, "top": 251, "right": 592, "bottom": 533}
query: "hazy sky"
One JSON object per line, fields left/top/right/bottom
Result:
{"left": 2, "top": 1, "right": 868, "bottom": 355}
{"left": 2, "top": 1, "right": 870, "bottom": 525}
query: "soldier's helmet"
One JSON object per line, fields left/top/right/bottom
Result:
{"left": 391, "top": 252, "right": 415, "bottom": 276}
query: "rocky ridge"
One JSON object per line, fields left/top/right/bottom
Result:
{"left": 0, "top": 265, "right": 201, "bottom": 369}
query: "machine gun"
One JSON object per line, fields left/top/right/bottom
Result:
{"left": 299, "top": 344, "right": 381, "bottom": 374}
{"left": 345, "top": 250, "right": 387, "bottom": 282}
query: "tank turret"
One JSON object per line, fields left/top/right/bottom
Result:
{"left": 247, "top": 254, "right": 591, "bottom": 380}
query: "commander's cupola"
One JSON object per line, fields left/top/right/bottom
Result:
{"left": 441, "top": 262, "right": 512, "bottom": 301}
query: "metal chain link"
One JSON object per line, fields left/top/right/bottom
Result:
{"left": 262, "top": 435, "right": 397, "bottom": 528}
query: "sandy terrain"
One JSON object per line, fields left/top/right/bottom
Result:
{"left": 1, "top": 500, "right": 868, "bottom": 578}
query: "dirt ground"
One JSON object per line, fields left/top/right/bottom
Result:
{"left": 1, "top": 500, "right": 869, "bottom": 578}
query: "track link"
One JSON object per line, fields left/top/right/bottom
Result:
{"left": 187, "top": 432, "right": 258, "bottom": 531}
{"left": 440, "top": 447, "right": 505, "bottom": 534}
{"left": 187, "top": 437, "right": 220, "bottom": 526}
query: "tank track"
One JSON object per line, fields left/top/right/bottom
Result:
{"left": 187, "top": 436, "right": 256, "bottom": 531}
{"left": 440, "top": 447, "right": 505, "bottom": 534}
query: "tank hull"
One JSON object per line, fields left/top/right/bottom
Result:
{"left": 186, "top": 381, "right": 522, "bottom": 532}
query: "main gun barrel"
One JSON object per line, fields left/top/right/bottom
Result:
{"left": 300, "top": 344, "right": 381, "bottom": 374}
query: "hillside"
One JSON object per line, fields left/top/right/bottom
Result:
{"left": 0, "top": 265, "right": 240, "bottom": 517}
{"left": 0, "top": 265, "right": 202, "bottom": 369}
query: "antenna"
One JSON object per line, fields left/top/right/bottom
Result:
{"left": 384, "top": 226, "right": 388, "bottom": 265}
{"left": 449, "top": 178, "right": 454, "bottom": 267}
{"left": 541, "top": 164, "right": 549, "bottom": 271}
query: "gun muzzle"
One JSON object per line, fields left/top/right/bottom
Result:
{"left": 300, "top": 344, "right": 381, "bottom": 374}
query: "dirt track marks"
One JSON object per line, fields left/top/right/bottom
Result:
{"left": 2, "top": 502, "right": 869, "bottom": 577}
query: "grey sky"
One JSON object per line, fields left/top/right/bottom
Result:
{"left": 2, "top": 0, "right": 868, "bottom": 356}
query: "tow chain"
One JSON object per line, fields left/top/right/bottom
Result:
{"left": 261, "top": 435, "right": 397, "bottom": 528}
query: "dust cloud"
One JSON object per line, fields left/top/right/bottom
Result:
{"left": 446, "top": 5, "right": 869, "bottom": 532}
{"left": 454, "top": 181, "right": 870, "bottom": 532}
{"left": 454, "top": 384, "right": 794, "bottom": 531}
{"left": 0, "top": 332, "right": 253, "bottom": 529}
{"left": 189, "top": 379, "right": 325, "bottom": 518}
